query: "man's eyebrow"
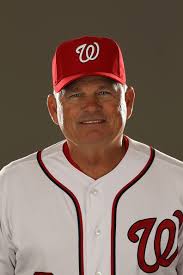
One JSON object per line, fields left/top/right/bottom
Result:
{"left": 97, "top": 85, "right": 114, "bottom": 90}
{"left": 63, "top": 86, "right": 79, "bottom": 94}
{"left": 96, "top": 84, "right": 117, "bottom": 93}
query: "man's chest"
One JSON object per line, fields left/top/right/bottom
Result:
{"left": 9, "top": 171, "right": 183, "bottom": 275}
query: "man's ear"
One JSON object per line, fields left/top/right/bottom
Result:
{"left": 47, "top": 94, "right": 59, "bottom": 125}
{"left": 125, "top": 86, "right": 135, "bottom": 120}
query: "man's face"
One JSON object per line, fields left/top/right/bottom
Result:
{"left": 48, "top": 76, "right": 135, "bottom": 146}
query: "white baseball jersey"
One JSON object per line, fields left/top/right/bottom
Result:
{"left": 0, "top": 135, "right": 183, "bottom": 275}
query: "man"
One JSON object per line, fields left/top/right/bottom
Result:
{"left": 0, "top": 36, "right": 183, "bottom": 275}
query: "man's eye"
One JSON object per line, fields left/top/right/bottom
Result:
{"left": 98, "top": 90, "right": 111, "bottom": 95}
{"left": 69, "top": 93, "right": 81, "bottom": 98}
{"left": 68, "top": 91, "right": 111, "bottom": 99}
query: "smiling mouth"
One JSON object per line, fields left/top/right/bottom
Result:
{"left": 79, "top": 119, "right": 106, "bottom": 124}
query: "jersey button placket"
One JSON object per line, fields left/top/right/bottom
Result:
{"left": 86, "top": 186, "right": 104, "bottom": 275}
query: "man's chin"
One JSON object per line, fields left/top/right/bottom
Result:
{"left": 76, "top": 135, "right": 110, "bottom": 146}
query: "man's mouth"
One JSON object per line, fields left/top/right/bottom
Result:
{"left": 80, "top": 119, "right": 106, "bottom": 124}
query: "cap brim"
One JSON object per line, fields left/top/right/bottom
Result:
{"left": 54, "top": 72, "right": 126, "bottom": 93}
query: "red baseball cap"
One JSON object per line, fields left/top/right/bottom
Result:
{"left": 52, "top": 36, "right": 126, "bottom": 93}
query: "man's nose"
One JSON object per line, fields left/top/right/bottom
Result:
{"left": 81, "top": 95, "right": 102, "bottom": 111}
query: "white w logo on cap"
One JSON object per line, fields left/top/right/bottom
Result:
{"left": 76, "top": 42, "right": 100, "bottom": 63}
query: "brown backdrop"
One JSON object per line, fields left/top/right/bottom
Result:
{"left": 0, "top": 0, "right": 182, "bottom": 168}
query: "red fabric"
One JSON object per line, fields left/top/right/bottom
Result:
{"left": 52, "top": 36, "right": 126, "bottom": 92}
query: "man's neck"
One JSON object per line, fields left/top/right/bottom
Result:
{"left": 66, "top": 136, "right": 127, "bottom": 174}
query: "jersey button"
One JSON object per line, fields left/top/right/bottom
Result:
{"left": 91, "top": 189, "right": 98, "bottom": 195}
{"left": 95, "top": 272, "right": 102, "bottom": 275}
{"left": 95, "top": 228, "right": 101, "bottom": 236}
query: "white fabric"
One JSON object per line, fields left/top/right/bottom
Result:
{"left": 0, "top": 136, "right": 183, "bottom": 275}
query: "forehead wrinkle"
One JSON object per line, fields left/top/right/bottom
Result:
{"left": 67, "top": 76, "right": 115, "bottom": 87}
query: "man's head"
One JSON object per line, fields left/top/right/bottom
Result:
{"left": 47, "top": 36, "right": 135, "bottom": 146}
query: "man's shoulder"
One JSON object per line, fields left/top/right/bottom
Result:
{"left": 129, "top": 136, "right": 183, "bottom": 172}
{"left": 0, "top": 139, "right": 66, "bottom": 179}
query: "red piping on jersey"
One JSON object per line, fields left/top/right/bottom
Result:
{"left": 37, "top": 152, "right": 84, "bottom": 275}
{"left": 62, "top": 135, "right": 129, "bottom": 173}
{"left": 37, "top": 137, "right": 153, "bottom": 275}
{"left": 110, "top": 145, "right": 155, "bottom": 275}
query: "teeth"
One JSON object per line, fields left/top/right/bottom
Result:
{"left": 82, "top": 120, "right": 104, "bottom": 124}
